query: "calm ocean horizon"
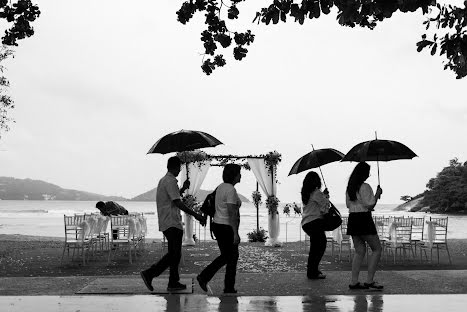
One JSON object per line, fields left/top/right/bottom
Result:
{"left": 1, "top": 200, "right": 467, "bottom": 241}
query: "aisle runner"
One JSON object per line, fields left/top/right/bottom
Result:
{"left": 76, "top": 277, "right": 193, "bottom": 294}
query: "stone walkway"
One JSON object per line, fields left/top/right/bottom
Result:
{"left": 1, "top": 270, "right": 466, "bottom": 296}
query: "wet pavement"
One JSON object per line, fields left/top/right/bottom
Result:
{"left": 2, "top": 294, "right": 467, "bottom": 312}
{"left": 1, "top": 270, "right": 467, "bottom": 311}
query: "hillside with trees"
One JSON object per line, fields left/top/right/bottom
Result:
{"left": 0, "top": 177, "right": 126, "bottom": 201}
{"left": 398, "top": 158, "right": 467, "bottom": 214}
{"left": 0, "top": 176, "right": 250, "bottom": 203}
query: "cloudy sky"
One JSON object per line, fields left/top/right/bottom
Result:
{"left": 0, "top": 0, "right": 466, "bottom": 205}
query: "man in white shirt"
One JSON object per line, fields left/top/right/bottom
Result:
{"left": 140, "top": 156, "right": 205, "bottom": 292}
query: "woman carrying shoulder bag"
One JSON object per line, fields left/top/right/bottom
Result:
{"left": 301, "top": 171, "right": 331, "bottom": 279}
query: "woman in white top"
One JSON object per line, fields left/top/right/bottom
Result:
{"left": 301, "top": 171, "right": 331, "bottom": 279}
{"left": 346, "top": 162, "right": 383, "bottom": 290}
{"left": 197, "top": 164, "right": 242, "bottom": 294}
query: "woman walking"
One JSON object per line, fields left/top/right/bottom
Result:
{"left": 197, "top": 164, "right": 242, "bottom": 294}
{"left": 301, "top": 171, "right": 331, "bottom": 279}
{"left": 346, "top": 162, "right": 383, "bottom": 290}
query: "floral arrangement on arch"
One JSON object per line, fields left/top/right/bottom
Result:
{"left": 265, "top": 195, "right": 280, "bottom": 215}
{"left": 263, "top": 151, "right": 282, "bottom": 178}
{"left": 283, "top": 202, "right": 302, "bottom": 217}
{"left": 251, "top": 190, "right": 262, "bottom": 207}
{"left": 177, "top": 150, "right": 210, "bottom": 169}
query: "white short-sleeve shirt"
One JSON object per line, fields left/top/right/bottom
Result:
{"left": 156, "top": 172, "right": 182, "bottom": 232}
{"left": 346, "top": 182, "right": 376, "bottom": 213}
{"left": 213, "top": 182, "right": 241, "bottom": 226}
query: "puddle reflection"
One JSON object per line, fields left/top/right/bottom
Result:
{"left": 218, "top": 296, "right": 239, "bottom": 312}
{"left": 161, "top": 295, "right": 385, "bottom": 312}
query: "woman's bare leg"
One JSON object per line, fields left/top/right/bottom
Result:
{"left": 362, "top": 234, "right": 382, "bottom": 283}
{"left": 351, "top": 235, "right": 366, "bottom": 284}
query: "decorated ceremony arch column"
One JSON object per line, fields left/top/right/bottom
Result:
{"left": 247, "top": 153, "right": 282, "bottom": 247}
{"left": 179, "top": 159, "right": 211, "bottom": 246}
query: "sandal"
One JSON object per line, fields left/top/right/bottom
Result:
{"left": 364, "top": 282, "right": 384, "bottom": 290}
{"left": 349, "top": 282, "right": 369, "bottom": 290}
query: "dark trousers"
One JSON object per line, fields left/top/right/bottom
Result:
{"left": 302, "top": 218, "right": 327, "bottom": 277}
{"left": 144, "top": 227, "right": 183, "bottom": 285}
{"left": 199, "top": 222, "right": 239, "bottom": 290}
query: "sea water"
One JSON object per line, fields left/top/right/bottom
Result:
{"left": 1, "top": 200, "right": 467, "bottom": 241}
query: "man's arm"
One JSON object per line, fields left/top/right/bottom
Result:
{"left": 173, "top": 199, "right": 206, "bottom": 226}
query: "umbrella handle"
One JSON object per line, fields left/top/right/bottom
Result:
{"left": 318, "top": 166, "right": 327, "bottom": 190}
{"left": 377, "top": 159, "right": 380, "bottom": 186}
{"left": 375, "top": 131, "right": 380, "bottom": 186}
{"left": 311, "top": 144, "right": 328, "bottom": 190}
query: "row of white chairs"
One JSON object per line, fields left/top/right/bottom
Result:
{"left": 302, "top": 215, "right": 451, "bottom": 265}
{"left": 60, "top": 213, "right": 147, "bottom": 265}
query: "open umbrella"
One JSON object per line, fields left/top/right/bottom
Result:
{"left": 147, "top": 129, "right": 223, "bottom": 154}
{"left": 288, "top": 145, "right": 344, "bottom": 189}
{"left": 147, "top": 129, "right": 223, "bottom": 179}
{"left": 341, "top": 134, "right": 417, "bottom": 184}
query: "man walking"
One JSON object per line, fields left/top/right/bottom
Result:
{"left": 140, "top": 156, "right": 206, "bottom": 291}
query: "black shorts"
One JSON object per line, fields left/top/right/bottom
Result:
{"left": 346, "top": 212, "right": 377, "bottom": 236}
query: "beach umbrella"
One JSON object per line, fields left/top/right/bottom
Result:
{"left": 288, "top": 146, "right": 344, "bottom": 189}
{"left": 341, "top": 133, "right": 417, "bottom": 185}
{"left": 147, "top": 129, "right": 223, "bottom": 180}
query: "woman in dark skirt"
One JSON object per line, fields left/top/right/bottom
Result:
{"left": 301, "top": 171, "right": 331, "bottom": 279}
{"left": 346, "top": 162, "right": 383, "bottom": 290}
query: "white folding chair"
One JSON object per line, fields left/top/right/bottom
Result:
{"left": 60, "top": 215, "right": 93, "bottom": 265}
{"left": 420, "top": 217, "right": 451, "bottom": 264}
{"left": 107, "top": 215, "right": 134, "bottom": 263}
{"left": 384, "top": 217, "right": 414, "bottom": 264}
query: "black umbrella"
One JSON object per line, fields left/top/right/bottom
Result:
{"left": 147, "top": 129, "right": 223, "bottom": 179}
{"left": 147, "top": 129, "right": 223, "bottom": 154}
{"left": 288, "top": 145, "right": 344, "bottom": 189}
{"left": 341, "top": 134, "right": 417, "bottom": 184}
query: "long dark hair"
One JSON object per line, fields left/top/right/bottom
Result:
{"left": 301, "top": 171, "right": 322, "bottom": 205}
{"left": 346, "top": 162, "right": 371, "bottom": 201}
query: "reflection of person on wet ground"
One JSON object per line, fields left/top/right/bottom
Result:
{"left": 353, "top": 295, "right": 384, "bottom": 312}
{"left": 164, "top": 295, "right": 209, "bottom": 312}
{"left": 301, "top": 296, "right": 327, "bottom": 312}
{"left": 164, "top": 295, "right": 181, "bottom": 312}
{"left": 218, "top": 296, "right": 239, "bottom": 312}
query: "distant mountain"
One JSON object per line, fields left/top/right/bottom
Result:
{"left": 0, "top": 176, "right": 250, "bottom": 203}
{"left": 131, "top": 187, "right": 250, "bottom": 203}
{"left": 0, "top": 177, "right": 126, "bottom": 201}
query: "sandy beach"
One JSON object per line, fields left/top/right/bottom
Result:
{"left": 1, "top": 234, "right": 466, "bottom": 278}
